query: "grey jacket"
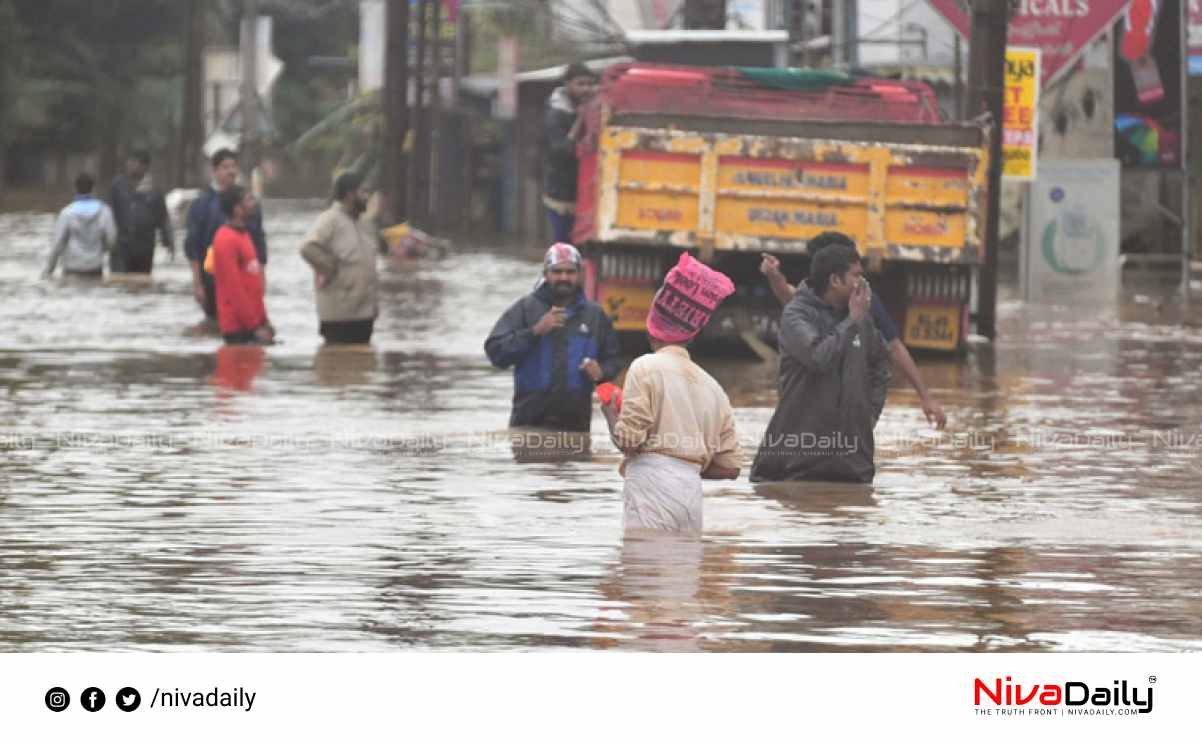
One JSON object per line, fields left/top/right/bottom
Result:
{"left": 45, "top": 197, "right": 117, "bottom": 274}
{"left": 750, "top": 282, "right": 891, "bottom": 483}
{"left": 299, "top": 204, "right": 380, "bottom": 322}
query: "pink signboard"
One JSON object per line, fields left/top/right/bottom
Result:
{"left": 927, "top": 0, "right": 1134, "bottom": 87}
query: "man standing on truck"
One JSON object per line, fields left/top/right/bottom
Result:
{"left": 759, "top": 231, "right": 947, "bottom": 429}
{"left": 751, "top": 240, "right": 892, "bottom": 483}
{"left": 542, "top": 62, "right": 597, "bottom": 244}
{"left": 485, "top": 243, "right": 621, "bottom": 431}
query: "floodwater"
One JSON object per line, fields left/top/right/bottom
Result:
{"left": 2, "top": 200, "right": 1201, "bottom": 652}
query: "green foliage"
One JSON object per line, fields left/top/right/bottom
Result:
{"left": 4, "top": 0, "right": 184, "bottom": 155}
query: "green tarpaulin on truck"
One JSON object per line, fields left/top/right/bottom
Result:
{"left": 734, "top": 67, "right": 855, "bottom": 91}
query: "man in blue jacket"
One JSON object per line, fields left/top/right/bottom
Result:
{"left": 184, "top": 149, "right": 267, "bottom": 322}
{"left": 486, "top": 243, "right": 621, "bottom": 431}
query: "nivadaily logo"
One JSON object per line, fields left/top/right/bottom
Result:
{"left": 974, "top": 676, "right": 1155, "bottom": 716}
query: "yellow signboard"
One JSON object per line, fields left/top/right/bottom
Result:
{"left": 1002, "top": 47, "right": 1040, "bottom": 181}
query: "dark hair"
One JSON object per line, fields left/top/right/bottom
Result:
{"left": 809, "top": 243, "right": 861, "bottom": 294}
{"left": 128, "top": 149, "right": 151, "bottom": 166}
{"left": 220, "top": 185, "right": 247, "bottom": 217}
{"left": 562, "top": 62, "right": 595, "bottom": 85}
{"left": 334, "top": 171, "right": 363, "bottom": 201}
{"left": 74, "top": 173, "right": 94, "bottom": 195}
{"left": 211, "top": 148, "right": 238, "bottom": 169}
{"left": 806, "top": 230, "right": 857, "bottom": 255}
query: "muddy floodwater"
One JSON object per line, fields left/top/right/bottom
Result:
{"left": 2, "top": 200, "right": 1201, "bottom": 651}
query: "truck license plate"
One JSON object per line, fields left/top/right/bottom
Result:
{"left": 598, "top": 284, "right": 657, "bottom": 332}
{"left": 903, "top": 304, "right": 960, "bottom": 351}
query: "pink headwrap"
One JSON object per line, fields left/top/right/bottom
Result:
{"left": 646, "top": 253, "right": 735, "bottom": 343}
{"left": 543, "top": 242, "right": 581, "bottom": 270}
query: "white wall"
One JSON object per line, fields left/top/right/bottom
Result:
{"left": 858, "top": 0, "right": 959, "bottom": 67}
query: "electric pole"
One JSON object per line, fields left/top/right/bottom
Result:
{"left": 239, "top": 0, "right": 260, "bottom": 179}
{"left": 384, "top": 0, "right": 410, "bottom": 224}
{"left": 178, "top": 0, "right": 206, "bottom": 187}
{"left": 965, "top": 0, "right": 1008, "bottom": 341}
{"left": 410, "top": 0, "right": 430, "bottom": 225}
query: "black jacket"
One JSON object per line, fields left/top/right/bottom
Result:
{"left": 751, "top": 282, "right": 891, "bottom": 483}
{"left": 109, "top": 174, "right": 173, "bottom": 257}
{"left": 543, "top": 87, "right": 579, "bottom": 203}
{"left": 184, "top": 185, "right": 267, "bottom": 265}
{"left": 485, "top": 283, "right": 621, "bottom": 430}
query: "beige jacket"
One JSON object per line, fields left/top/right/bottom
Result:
{"left": 300, "top": 204, "right": 380, "bottom": 322}
{"left": 613, "top": 346, "right": 742, "bottom": 472}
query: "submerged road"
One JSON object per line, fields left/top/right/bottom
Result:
{"left": 1, "top": 200, "right": 1201, "bottom": 651}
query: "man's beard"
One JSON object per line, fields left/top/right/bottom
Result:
{"left": 351, "top": 198, "right": 368, "bottom": 216}
{"left": 551, "top": 281, "right": 576, "bottom": 299}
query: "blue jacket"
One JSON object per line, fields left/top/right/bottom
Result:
{"left": 184, "top": 185, "right": 267, "bottom": 265}
{"left": 485, "top": 283, "right": 621, "bottom": 430}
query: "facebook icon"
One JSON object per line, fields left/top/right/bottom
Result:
{"left": 81, "top": 687, "right": 106, "bottom": 712}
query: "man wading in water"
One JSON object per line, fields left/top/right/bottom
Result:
{"left": 603, "top": 254, "right": 742, "bottom": 532}
{"left": 485, "top": 243, "right": 621, "bottom": 431}
{"left": 751, "top": 239, "right": 891, "bottom": 483}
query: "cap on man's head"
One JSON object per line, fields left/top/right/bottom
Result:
{"left": 543, "top": 242, "right": 582, "bottom": 270}
{"left": 562, "top": 62, "right": 596, "bottom": 84}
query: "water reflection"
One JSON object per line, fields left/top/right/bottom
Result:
{"left": 208, "top": 345, "right": 266, "bottom": 393}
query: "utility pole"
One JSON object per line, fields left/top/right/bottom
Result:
{"left": 383, "top": 0, "right": 410, "bottom": 224}
{"left": 429, "top": 0, "right": 443, "bottom": 229}
{"left": 178, "top": 0, "right": 206, "bottom": 187}
{"left": 409, "top": 0, "right": 430, "bottom": 225}
{"left": 239, "top": 0, "right": 260, "bottom": 180}
{"left": 965, "top": 0, "right": 1008, "bottom": 341}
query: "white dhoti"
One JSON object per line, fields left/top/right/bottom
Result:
{"left": 623, "top": 453, "right": 704, "bottom": 533}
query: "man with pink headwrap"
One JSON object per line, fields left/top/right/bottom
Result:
{"left": 604, "top": 254, "right": 742, "bottom": 532}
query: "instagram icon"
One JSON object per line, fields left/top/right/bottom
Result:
{"left": 44, "top": 687, "right": 70, "bottom": 712}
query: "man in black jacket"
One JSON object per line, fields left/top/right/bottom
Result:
{"left": 751, "top": 239, "right": 892, "bottom": 483}
{"left": 542, "top": 63, "right": 597, "bottom": 244}
{"left": 485, "top": 243, "right": 621, "bottom": 431}
{"left": 109, "top": 150, "right": 174, "bottom": 273}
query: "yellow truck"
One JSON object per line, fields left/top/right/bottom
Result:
{"left": 572, "top": 64, "right": 992, "bottom": 353}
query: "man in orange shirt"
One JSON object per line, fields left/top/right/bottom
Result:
{"left": 211, "top": 186, "right": 274, "bottom": 345}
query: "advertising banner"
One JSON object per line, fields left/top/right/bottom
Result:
{"left": 1191, "top": 0, "right": 1202, "bottom": 74}
{"left": 1003, "top": 47, "right": 1041, "bottom": 180}
{"left": 927, "top": 0, "right": 1133, "bottom": 88}
{"left": 1113, "top": 0, "right": 1184, "bottom": 167}
{"left": 1022, "top": 159, "right": 1121, "bottom": 305}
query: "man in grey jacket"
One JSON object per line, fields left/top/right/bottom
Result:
{"left": 43, "top": 173, "right": 117, "bottom": 278}
{"left": 299, "top": 172, "right": 379, "bottom": 344}
{"left": 751, "top": 239, "right": 891, "bottom": 483}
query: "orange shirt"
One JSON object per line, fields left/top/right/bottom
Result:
{"left": 211, "top": 224, "right": 268, "bottom": 334}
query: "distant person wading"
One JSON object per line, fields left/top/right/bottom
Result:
{"left": 185, "top": 149, "right": 268, "bottom": 324}
{"left": 299, "top": 172, "right": 381, "bottom": 345}
{"left": 210, "top": 186, "right": 274, "bottom": 346}
{"left": 43, "top": 173, "right": 116, "bottom": 279}
{"left": 108, "top": 149, "right": 174, "bottom": 274}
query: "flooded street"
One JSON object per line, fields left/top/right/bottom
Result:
{"left": 2, "top": 200, "right": 1201, "bottom": 652}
